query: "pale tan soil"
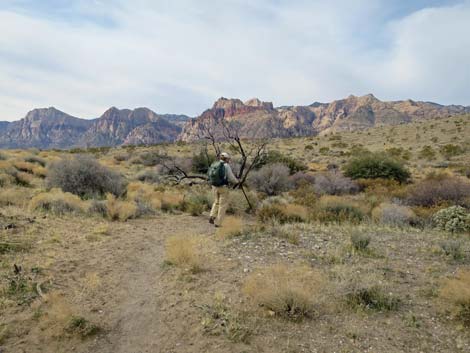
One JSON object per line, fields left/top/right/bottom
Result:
{"left": 1, "top": 208, "right": 470, "bottom": 353}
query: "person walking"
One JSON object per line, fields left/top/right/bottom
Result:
{"left": 208, "top": 152, "right": 239, "bottom": 227}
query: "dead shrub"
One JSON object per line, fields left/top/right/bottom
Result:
{"left": 439, "top": 270, "right": 470, "bottom": 326}
{"left": 105, "top": 194, "right": 138, "bottom": 221}
{"left": 243, "top": 264, "right": 326, "bottom": 320}
{"left": 46, "top": 155, "right": 127, "bottom": 198}
{"left": 165, "top": 234, "right": 205, "bottom": 273}
{"left": 313, "top": 171, "right": 359, "bottom": 195}
{"left": 29, "top": 189, "right": 85, "bottom": 214}
{"left": 135, "top": 169, "right": 161, "bottom": 184}
{"left": 126, "top": 182, "right": 162, "bottom": 211}
{"left": 248, "top": 163, "right": 292, "bottom": 196}
{"left": 371, "top": 202, "right": 416, "bottom": 226}
{"left": 406, "top": 174, "right": 470, "bottom": 207}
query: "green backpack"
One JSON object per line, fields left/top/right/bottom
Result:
{"left": 208, "top": 161, "right": 227, "bottom": 186}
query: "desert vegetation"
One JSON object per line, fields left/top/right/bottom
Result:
{"left": 1, "top": 114, "right": 470, "bottom": 352}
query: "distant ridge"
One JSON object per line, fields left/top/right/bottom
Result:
{"left": 0, "top": 95, "right": 469, "bottom": 149}
{"left": 0, "top": 107, "right": 190, "bottom": 149}
{"left": 179, "top": 94, "right": 470, "bottom": 141}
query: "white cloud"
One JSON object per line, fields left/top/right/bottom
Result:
{"left": 0, "top": 0, "right": 469, "bottom": 121}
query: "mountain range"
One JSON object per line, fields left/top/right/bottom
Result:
{"left": 1, "top": 94, "right": 469, "bottom": 149}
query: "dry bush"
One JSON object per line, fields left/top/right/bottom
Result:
{"left": 406, "top": 174, "right": 470, "bottom": 207}
{"left": 312, "top": 196, "right": 365, "bottom": 224}
{"left": 24, "top": 155, "right": 46, "bottom": 167}
{"left": 0, "top": 188, "right": 29, "bottom": 207}
{"left": 32, "top": 165, "right": 47, "bottom": 178}
{"left": 313, "top": 171, "right": 359, "bottom": 195}
{"left": 135, "top": 169, "right": 161, "bottom": 184}
{"left": 290, "top": 184, "right": 317, "bottom": 207}
{"left": 182, "top": 187, "right": 213, "bottom": 216}
{"left": 257, "top": 202, "right": 308, "bottom": 224}
{"left": 13, "top": 161, "right": 36, "bottom": 174}
{"left": 159, "top": 191, "right": 185, "bottom": 212}
{"left": 127, "top": 182, "right": 162, "bottom": 210}
{"left": 46, "top": 155, "right": 127, "bottom": 198}
{"left": 439, "top": 270, "right": 470, "bottom": 326}
{"left": 165, "top": 234, "right": 205, "bottom": 273}
{"left": 243, "top": 264, "right": 327, "bottom": 320}
{"left": 29, "top": 189, "right": 85, "bottom": 214}
{"left": 248, "top": 163, "right": 292, "bottom": 196}
{"left": 105, "top": 194, "right": 138, "bottom": 221}
{"left": 113, "top": 152, "right": 130, "bottom": 162}
{"left": 371, "top": 202, "right": 416, "bottom": 227}
{"left": 216, "top": 216, "right": 244, "bottom": 238}
{"left": 227, "top": 190, "right": 258, "bottom": 215}
{"left": 289, "top": 172, "right": 315, "bottom": 188}
{"left": 357, "top": 178, "right": 406, "bottom": 199}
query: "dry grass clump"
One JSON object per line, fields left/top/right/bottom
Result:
{"left": 159, "top": 191, "right": 185, "bottom": 212}
{"left": 243, "top": 264, "right": 326, "bottom": 320}
{"left": 31, "top": 165, "right": 47, "bottom": 178}
{"left": 338, "top": 270, "right": 401, "bottom": 312}
{"left": 257, "top": 199, "right": 309, "bottom": 224}
{"left": 201, "top": 293, "right": 253, "bottom": 343}
{"left": 216, "top": 216, "right": 244, "bottom": 239}
{"left": 105, "top": 194, "right": 138, "bottom": 221}
{"left": 66, "top": 316, "right": 101, "bottom": 338}
{"left": 13, "top": 161, "right": 36, "bottom": 174}
{"left": 165, "top": 234, "right": 205, "bottom": 273}
{"left": 0, "top": 187, "right": 29, "bottom": 207}
{"left": 29, "top": 189, "right": 85, "bottom": 214}
{"left": 127, "top": 182, "right": 162, "bottom": 210}
{"left": 439, "top": 270, "right": 470, "bottom": 326}
{"left": 312, "top": 195, "right": 365, "bottom": 224}
{"left": 371, "top": 202, "right": 416, "bottom": 227}
{"left": 24, "top": 155, "right": 46, "bottom": 167}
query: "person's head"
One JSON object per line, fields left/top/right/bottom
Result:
{"left": 220, "top": 152, "right": 231, "bottom": 162}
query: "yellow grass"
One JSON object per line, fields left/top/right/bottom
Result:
{"left": 216, "top": 216, "right": 244, "bottom": 239}
{"left": 165, "top": 234, "right": 206, "bottom": 273}
{"left": 126, "top": 182, "right": 162, "bottom": 210}
{"left": 29, "top": 189, "right": 85, "bottom": 214}
{"left": 105, "top": 194, "right": 138, "bottom": 221}
{"left": 440, "top": 270, "right": 470, "bottom": 325}
{"left": 243, "top": 264, "right": 327, "bottom": 320}
{"left": 0, "top": 187, "right": 30, "bottom": 207}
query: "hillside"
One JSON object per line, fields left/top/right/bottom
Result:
{"left": 180, "top": 94, "right": 470, "bottom": 141}
{"left": 0, "top": 95, "right": 468, "bottom": 149}
{"left": 0, "top": 107, "right": 189, "bottom": 149}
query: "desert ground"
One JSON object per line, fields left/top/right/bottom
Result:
{"left": 1, "top": 114, "right": 470, "bottom": 353}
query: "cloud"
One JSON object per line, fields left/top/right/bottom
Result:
{"left": 0, "top": 0, "right": 469, "bottom": 121}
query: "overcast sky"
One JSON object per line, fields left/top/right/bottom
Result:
{"left": 0, "top": 0, "right": 469, "bottom": 121}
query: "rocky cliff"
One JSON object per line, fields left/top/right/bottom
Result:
{"left": 179, "top": 94, "right": 470, "bottom": 141}
{"left": 0, "top": 107, "right": 188, "bottom": 149}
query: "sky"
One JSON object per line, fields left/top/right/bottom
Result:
{"left": 0, "top": 0, "right": 469, "bottom": 121}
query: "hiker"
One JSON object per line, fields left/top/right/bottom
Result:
{"left": 208, "top": 152, "right": 239, "bottom": 227}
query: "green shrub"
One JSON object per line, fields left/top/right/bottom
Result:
{"left": 432, "top": 206, "right": 470, "bottom": 233}
{"left": 346, "top": 285, "right": 400, "bottom": 311}
{"left": 440, "top": 144, "right": 464, "bottom": 159}
{"left": 191, "top": 148, "right": 216, "bottom": 174}
{"left": 344, "top": 153, "right": 410, "bottom": 183}
{"left": 257, "top": 151, "right": 307, "bottom": 174}
{"left": 350, "top": 233, "right": 371, "bottom": 251}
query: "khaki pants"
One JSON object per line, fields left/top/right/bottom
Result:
{"left": 210, "top": 186, "right": 229, "bottom": 226}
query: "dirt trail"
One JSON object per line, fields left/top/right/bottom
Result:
{"left": 78, "top": 215, "right": 216, "bottom": 353}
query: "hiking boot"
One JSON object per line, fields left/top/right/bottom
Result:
{"left": 209, "top": 217, "right": 215, "bottom": 224}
